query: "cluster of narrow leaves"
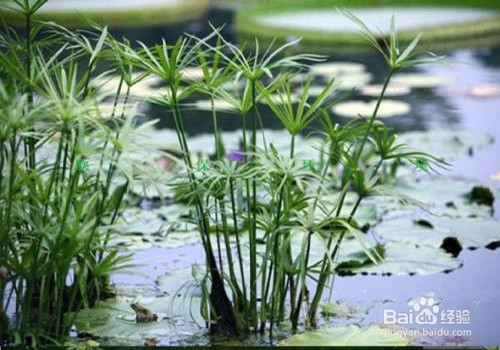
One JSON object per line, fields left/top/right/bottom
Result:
{"left": 0, "top": 1, "right": 453, "bottom": 346}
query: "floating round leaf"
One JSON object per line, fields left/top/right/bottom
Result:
{"left": 181, "top": 67, "right": 205, "bottom": 81}
{"left": 74, "top": 295, "right": 203, "bottom": 344}
{"left": 361, "top": 83, "right": 411, "bottom": 97}
{"left": 332, "top": 100, "right": 410, "bottom": 118}
{"left": 391, "top": 73, "right": 451, "bottom": 88}
{"left": 468, "top": 83, "right": 500, "bottom": 98}
{"left": 398, "top": 129, "right": 493, "bottom": 161}
{"left": 193, "top": 99, "right": 236, "bottom": 112}
{"left": 373, "top": 214, "right": 500, "bottom": 249}
{"left": 278, "top": 325, "right": 408, "bottom": 346}
{"left": 330, "top": 72, "right": 373, "bottom": 90}
{"left": 336, "top": 239, "right": 462, "bottom": 276}
{"left": 309, "top": 62, "right": 366, "bottom": 76}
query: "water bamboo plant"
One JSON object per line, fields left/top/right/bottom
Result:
{"left": 0, "top": 1, "right": 161, "bottom": 346}
{"left": 141, "top": 13, "right": 444, "bottom": 336}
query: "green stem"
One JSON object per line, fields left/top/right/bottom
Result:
{"left": 211, "top": 96, "right": 222, "bottom": 160}
{"left": 25, "top": 13, "right": 35, "bottom": 171}
{"left": 308, "top": 70, "right": 394, "bottom": 325}
{"left": 230, "top": 179, "right": 247, "bottom": 303}
{"left": 170, "top": 86, "right": 238, "bottom": 334}
{"left": 249, "top": 79, "right": 258, "bottom": 329}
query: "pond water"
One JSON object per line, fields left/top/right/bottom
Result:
{"left": 84, "top": 8, "right": 500, "bottom": 347}
{"left": 254, "top": 7, "right": 498, "bottom": 34}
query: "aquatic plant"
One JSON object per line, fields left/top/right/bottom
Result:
{"left": 0, "top": 1, "right": 448, "bottom": 345}
{"left": 0, "top": 1, "right": 160, "bottom": 345}
{"left": 139, "top": 12, "right": 445, "bottom": 335}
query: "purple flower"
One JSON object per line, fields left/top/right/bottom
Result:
{"left": 227, "top": 151, "right": 245, "bottom": 163}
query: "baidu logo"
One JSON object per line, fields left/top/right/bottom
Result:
{"left": 383, "top": 296, "right": 469, "bottom": 326}
{"left": 413, "top": 297, "right": 439, "bottom": 325}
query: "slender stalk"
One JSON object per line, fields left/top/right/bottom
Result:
{"left": 230, "top": 178, "right": 247, "bottom": 303}
{"left": 170, "top": 85, "right": 238, "bottom": 334}
{"left": 266, "top": 184, "right": 285, "bottom": 333}
{"left": 213, "top": 198, "right": 224, "bottom": 273}
{"left": 219, "top": 199, "right": 241, "bottom": 295}
{"left": 25, "top": 12, "right": 35, "bottom": 171}
{"left": 211, "top": 96, "right": 222, "bottom": 160}
{"left": 308, "top": 70, "right": 394, "bottom": 325}
{"left": 249, "top": 79, "right": 258, "bottom": 329}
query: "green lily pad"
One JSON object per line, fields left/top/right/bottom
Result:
{"left": 398, "top": 129, "right": 494, "bottom": 161}
{"left": 333, "top": 72, "right": 373, "bottom": 90}
{"left": 361, "top": 83, "right": 411, "bottom": 97}
{"left": 391, "top": 73, "right": 451, "bottom": 88}
{"left": 74, "top": 294, "right": 202, "bottom": 344}
{"left": 332, "top": 99, "right": 410, "bottom": 118}
{"left": 156, "top": 267, "right": 199, "bottom": 296}
{"left": 373, "top": 214, "right": 500, "bottom": 249}
{"left": 379, "top": 177, "right": 495, "bottom": 219}
{"left": 181, "top": 67, "right": 205, "bottom": 81}
{"left": 93, "top": 75, "right": 161, "bottom": 100}
{"left": 320, "top": 191, "right": 380, "bottom": 229}
{"left": 336, "top": 239, "right": 461, "bottom": 276}
{"left": 320, "top": 301, "right": 363, "bottom": 319}
{"left": 193, "top": 99, "right": 237, "bottom": 112}
{"left": 111, "top": 205, "right": 201, "bottom": 250}
{"left": 309, "top": 62, "right": 366, "bottom": 76}
{"left": 278, "top": 324, "right": 408, "bottom": 346}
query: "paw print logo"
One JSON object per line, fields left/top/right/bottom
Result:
{"left": 413, "top": 296, "right": 439, "bottom": 325}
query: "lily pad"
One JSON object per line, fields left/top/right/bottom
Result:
{"left": 361, "top": 83, "right": 411, "bottom": 97}
{"left": 321, "top": 301, "right": 363, "bottom": 320}
{"left": 96, "top": 101, "right": 140, "bottom": 119}
{"left": 278, "top": 324, "right": 408, "bottom": 346}
{"left": 467, "top": 83, "right": 500, "bottom": 98}
{"left": 111, "top": 205, "right": 201, "bottom": 250}
{"left": 156, "top": 267, "right": 199, "bottom": 296}
{"left": 398, "top": 129, "right": 494, "bottom": 161}
{"left": 332, "top": 99, "right": 410, "bottom": 118}
{"left": 74, "top": 294, "right": 202, "bottom": 344}
{"left": 181, "top": 67, "right": 205, "bottom": 81}
{"left": 337, "top": 239, "right": 461, "bottom": 276}
{"left": 309, "top": 62, "right": 366, "bottom": 76}
{"left": 379, "top": 177, "right": 495, "bottom": 219}
{"left": 193, "top": 99, "right": 237, "bottom": 112}
{"left": 94, "top": 75, "right": 161, "bottom": 100}
{"left": 334, "top": 72, "right": 373, "bottom": 90}
{"left": 296, "top": 85, "right": 329, "bottom": 97}
{"left": 373, "top": 214, "right": 500, "bottom": 249}
{"left": 391, "top": 73, "right": 451, "bottom": 88}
